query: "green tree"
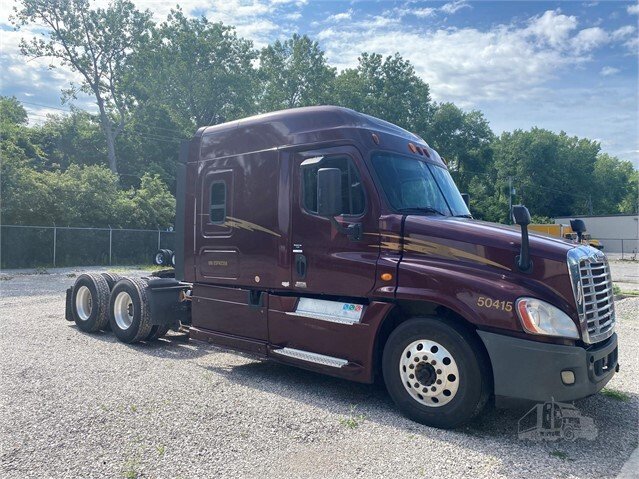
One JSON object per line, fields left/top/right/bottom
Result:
{"left": 259, "top": 34, "right": 336, "bottom": 111}
{"left": 426, "top": 102, "right": 494, "bottom": 193}
{"left": 619, "top": 171, "right": 639, "bottom": 214}
{"left": 13, "top": 0, "right": 153, "bottom": 174}
{"left": 117, "top": 173, "right": 176, "bottom": 228}
{"left": 0, "top": 96, "right": 28, "bottom": 126}
{"left": 493, "top": 128, "right": 600, "bottom": 218}
{"left": 335, "top": 53, "right": 432, "bottom": 134}
{"left": 33, "top": 109, "right": 106, "bottom": 170}
{"left": 592, "top": 154, "right": 638, "bottom": 214}
{"left": 132, "top": 8, "right": 257, "bottom": 127}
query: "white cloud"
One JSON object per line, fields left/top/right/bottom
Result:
{"left": 611, "top": 25, "right": 636, "bottom": 40}
{"left": 627, "top": 3, "right": 639, "bottom": 15}
{"left": 317, "top": 9, "right": 630, "bottom": 107}
{"left": 317, "top": 27, "right": 337, "bottom": 41}
{"left": 526, "top": 10, "right": 578, "bottom": 47}
{"left": 326, "top": 9, "right": 352, "bottom": 22}
{"left": 571, "top": 27, "right": 609, "bottom": 53}
{"left": 440, "top": 1, "right": 471, "bottom": 15}
{"left": 395, "top": 2, "right": 465, "bottom": 20}
{"left": 269, "top": 0, "right": 307, "bottom": 6}
{"left": 412, "top": 8, "right": 437, "bottom": 18}
{"left": 600, "top": 66, "right": 620, "bottom": 76}
{"left": 284, "top": 12, "right": 302, "bottom": 20}
{"left": 624, "top": 35, "right": 639, "bottom": 51}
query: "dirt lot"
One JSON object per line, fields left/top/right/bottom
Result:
{"left": 1, "top": 268, "right": 637, "bottom": 478}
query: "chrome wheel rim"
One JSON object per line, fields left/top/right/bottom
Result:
{"left": 155, "top": 253, "right": 164, "bottom": 264}
{"left": 75, "top": 286, "right": 92, "bottom": 320}
{"left": 114, "top": 291, "right": 134, "bottom": 330}
{"left": 399, "top": 339, "right": 460, "bottom": 407}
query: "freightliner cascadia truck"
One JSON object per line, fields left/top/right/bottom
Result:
{"left": 65, "top": 106, "right": 619, "bottom": 428}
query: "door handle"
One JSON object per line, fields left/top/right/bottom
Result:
{"left": 295, "top": 253, "right": 307, "bottom": 279}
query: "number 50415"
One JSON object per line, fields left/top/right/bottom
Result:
{"left": 477, "top": 296, "right": 513, "bottom": 312}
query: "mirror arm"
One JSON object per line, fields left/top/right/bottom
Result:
{"left": 329, "top": 217, "right": 362, "bottom": 241}
{"left": 516, "top": 223, "right": 532, "bottom": 273}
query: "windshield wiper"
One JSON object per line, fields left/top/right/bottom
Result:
{"left": 397, "top": 207, "right": 447, "bottom": 216}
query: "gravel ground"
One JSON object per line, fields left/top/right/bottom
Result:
{"left": 1, "top": 268, "right": 637, "bottom": 479}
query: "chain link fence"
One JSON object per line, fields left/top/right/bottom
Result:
{"left": 596, "top": 238, "right": 639, "bottom": 260}
{"left": 0, "top": 225, "right": 175, "bottom": 269}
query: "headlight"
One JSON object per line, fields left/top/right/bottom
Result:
{"left": 516, "top": 297, "right": 579, "bottom": 339}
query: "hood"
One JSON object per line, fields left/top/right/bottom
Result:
{"left": 402, "top": 216, "right": 574, "bottom": 273}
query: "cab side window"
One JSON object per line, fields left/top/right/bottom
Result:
{"left": 302, "top": 157, "right": 365, "bottom": 216}
{"left": 209, "top": 181, "right": 226, "bottom": 223}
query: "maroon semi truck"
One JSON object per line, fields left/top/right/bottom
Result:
{"left": 65, "top": 106, "right": 619, "bottom": 428}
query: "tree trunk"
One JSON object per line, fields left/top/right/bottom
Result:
{"left": 104, "top": 127, "right": 118, "bottom": 175}
{"left": 96, "top": 97, "right": 118, "bottom": 175}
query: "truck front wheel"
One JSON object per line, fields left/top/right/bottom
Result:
{"left": 382, "top": 316, "right": 490, "bottom": 428}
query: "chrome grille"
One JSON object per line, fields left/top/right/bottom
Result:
{"left": 567, "top": 246, "right": 616, "bottom": 344}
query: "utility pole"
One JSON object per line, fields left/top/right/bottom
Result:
{"left": 508, "top": 176, "right": 513, "bottom": 223}
{"left": 588, "top": 195, "right": 593, "bottom": 215}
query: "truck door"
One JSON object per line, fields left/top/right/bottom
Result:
{"left": 289, "top": 146, "right": 380, "bottom": 296}
{"left": 265, "top": 146, "right": 389, "bottom": 379}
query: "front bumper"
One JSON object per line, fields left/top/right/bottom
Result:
{"left": 478, "top": 331, "right": 618, "bottom": 403}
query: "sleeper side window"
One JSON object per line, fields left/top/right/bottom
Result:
{"left": 302, "top": 156, "right": 365, "bottom": 216}
{"left": 209, "top": 181, "right": 226, "bottom": 224}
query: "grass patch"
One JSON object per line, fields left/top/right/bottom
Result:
{"left": 35, "top": 266, "right": 49, "bottom": 274}
{"left": 66, "top": 272, "right": 76, "bottom": 278}
{"left": 613, "top": 284, "right": 639, "bottom": 297}
{"left": 550, "top": 450, "right": 571, "bottom": 461}
{"left": 339, "top": 405, "right": 366, "bottom": 429}
{"left": 601, "top": 388, "right": 630, "bottom": 402}
{"left": 156, "top": 444, "right": 166, "bottom": 457}
{"left": 0, "top": 275, "right": 13, "bottom": 281}
{"left": 122, "top": 456, "right": 141, "bottom": 479}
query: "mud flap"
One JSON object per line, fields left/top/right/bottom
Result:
{"left": 65, "top": 287, "right": 74, "bottom": 321}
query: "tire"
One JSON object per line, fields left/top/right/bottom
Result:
{"left": 108, "top": 277, "right": 154, "bottom": 343}
{"left": 101, "top": 272, "right": 124, "bottom": 290}
{"left": 563, "top": 426, "right": 576, "bottom": 442}
{"left": 162, "top": 249, "right": 173, "bottom": 266}
{"left": 171, "top": 252, "right": 176, "bottom": 267}
{"left": 100, "top": 273, "right": 123, "bottom": 331}
{"left": 71, "top": 273, "right": 110, "bottom": 333}
{"left": 146, "top": 324, "right": 171, "bottom": 341}
{"left": 153, "top": 249, "right": 166, "bottom": 266}
{"left": 382, "top": 316, "right": 490, "bottom": 429}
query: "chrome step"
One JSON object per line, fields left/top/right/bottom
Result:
{"left": 271, "top": 347, "right": 348, "bottom": 368}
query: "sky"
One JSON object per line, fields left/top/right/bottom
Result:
{"left": 1, "top": 0, "right": 638, "bottom": 167}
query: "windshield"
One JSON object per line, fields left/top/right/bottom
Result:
{"left": 371, "top": 152, "right": 471, "bottom": 217}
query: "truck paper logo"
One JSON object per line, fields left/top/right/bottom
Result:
{"left": 367, "top": 233, "right": 511, "bottom": 271}
{"left": 342, "top": 303, "right": 363, "bottom": 312}
{"left": 518, "top": 399, "right": 597, "bottom": 442}
{"left": 221, "top": 217, "right": 281, "bottom": 237}
{"left": 295, "top": 298, "right": 364, "bottom": 321}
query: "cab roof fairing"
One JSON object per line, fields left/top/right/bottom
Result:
{"left": 192, "top": 105, "right": 444, "bottom": 167}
